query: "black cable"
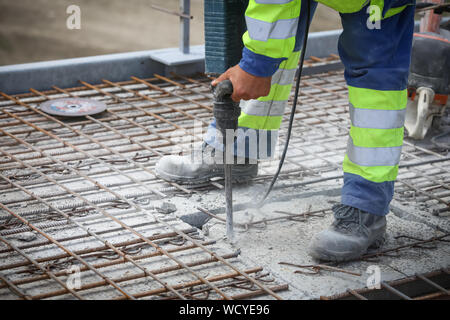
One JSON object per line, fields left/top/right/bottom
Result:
{"left": 431, "top": 130, "right": 450, "bottom": 150}
{"left": 257, "top": 0, "right": 311, "bottom": 207}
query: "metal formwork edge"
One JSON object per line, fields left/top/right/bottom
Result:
{"left": 0, "top": 18, "right": 441, "bottom": 96}
{"left": 0, "top": 30, "right": 345, "bottom": 95}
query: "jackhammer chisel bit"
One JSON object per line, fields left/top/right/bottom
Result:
{"left": 212, "top": 80, "right": 241, "bottom": 241}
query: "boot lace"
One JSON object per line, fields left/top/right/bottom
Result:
{"left": 331, "top": 204, "right": 368, "bottom": 237}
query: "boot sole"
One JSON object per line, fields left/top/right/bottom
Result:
{"left": 309, "top": 235, "right": 385, "bottom": 263}
{"left": 155, "top": 166, "right": 258, "bottom": 185}
{"left": 308, "top": 247, "right": 365, "bottom": 263}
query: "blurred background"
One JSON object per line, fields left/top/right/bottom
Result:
{"left": 0, "top": 0, "right": 341, "bottom": 66}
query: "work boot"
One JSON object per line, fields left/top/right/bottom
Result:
{"left": 155, "top": 143, "right": 258, "bottom": 184}
{"left": 308, "top": 204, "right": 386, "bottom": 262}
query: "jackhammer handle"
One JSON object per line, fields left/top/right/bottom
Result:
{"left": 213, "top": 80, "right": 234, "bottom": 101}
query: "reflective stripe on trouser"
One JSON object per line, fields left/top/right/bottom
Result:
{"left": 343, "top": 86, "right": 407, "bottom": 183}
{"left": 204, "top": 50, "right": 301, "bottom": 159}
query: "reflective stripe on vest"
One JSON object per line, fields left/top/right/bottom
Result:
{"left": 245, "top": 16, "right": 299, "bottom": 42}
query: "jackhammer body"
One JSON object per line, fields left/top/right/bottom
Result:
{"left": 212, "top": 80, "right": 241, "bottom": 241}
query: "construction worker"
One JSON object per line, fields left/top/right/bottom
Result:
{"left": 156, "top": 0, "right": 416, "bottom": 262}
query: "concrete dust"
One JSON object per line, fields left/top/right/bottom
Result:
{"left": 162, "top": 178, "right": 450, "bottom": 299}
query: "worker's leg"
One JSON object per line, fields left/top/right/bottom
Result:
{"left": 339, "top": 4, "right": 415, "bottom": 216}
{"left": 156, "top": 0, "right": 318, "bottom": 183}
{"left": 205, "top": 0, "right": 318, "bottom": 161}
{"left": 309, "top": 3, "right": 415, "bottom": 262}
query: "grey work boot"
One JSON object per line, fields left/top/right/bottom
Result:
{"left": 308, "top": 204, "right": 386, "bottom": 262}
{"left": 155, "top": 143, "right": 258, "bottom": 184}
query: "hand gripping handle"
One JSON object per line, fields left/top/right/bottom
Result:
{"left": 213, "top": 80, "right": 234, "bottom": 101}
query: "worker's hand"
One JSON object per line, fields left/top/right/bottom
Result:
{"left": 211, "top": 65, "right": 272, "bottom": 102}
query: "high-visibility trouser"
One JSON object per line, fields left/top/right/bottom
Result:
{"left": 239, "top": 51, "right": 301, "bottom": 132}
{"left": 236, "top": 50, "right": 301, "bottom": 158}
{"left": 343, "top": 87, "right": 407, "bottom": 184}
{"left": 337, "top": 4, "right": 415, "bottom": 216}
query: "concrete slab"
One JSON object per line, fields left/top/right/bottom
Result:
{"left": 167, "top": 180, "right": 450, "bottom": 300}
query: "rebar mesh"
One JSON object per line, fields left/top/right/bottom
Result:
{"left": 0, "top": 57, "right": 449, "bottom": 299}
